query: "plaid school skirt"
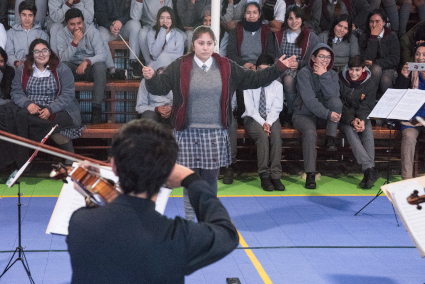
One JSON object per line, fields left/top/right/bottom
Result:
{"left": 173, "top": 128, "right": 231, "bottom": 170}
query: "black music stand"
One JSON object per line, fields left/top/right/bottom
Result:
{"left": 354, "top": 120, "right": 399, "bottom": 226}
{"left": 0, "top": 181, "right": 35, "bottom": 284}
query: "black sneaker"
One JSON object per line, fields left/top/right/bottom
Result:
{"left": 260, "top": 177, "right": 274, "bottom": 192}
{"left": 130, "top": 60, "right": 143, "bottom": 79}
{"left": 365, "top": 167, "right": 379, "bottom": 189}
{"left": 325, "top": 136, "right": 337, "bottom": 151}
{"left": 91, "top": 106, "right": 102, "bottom": 124}
{"left": 110, "top": 69, "right": 127, "bottom": 80}
{"left": 359, "top": 169, "right": 370, "bottom": 188}
{"left": 305, "top": 172, "right": 316, "bottom": 189}
{"left": 271, "top": 179, "right": 285, "bottom": 191}
{"left": 222, "top": 166, "right": 234, "bottom": 184}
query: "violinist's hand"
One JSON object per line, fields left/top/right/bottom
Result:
{"left": 143, "top": 66, "right": 155, "bottom": 80}
{"left": 278, "top": 54, "right": 297, "bottom": 69}
{"left": 165, "top": 164, "right": 194, "bottom": 189}
{"left": 27, "top": 103, "right": 41, "bottom": 115}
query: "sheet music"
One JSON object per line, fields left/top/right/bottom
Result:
{"left": 386, "top": 181, "right": 425, "bottom": 257}
{"left": 387, "top": 89, "right": 425, "bottom": 120}
{"left": 46, "top": 169, "right": 172, "bottom": 235}
{"left": 368, "top": 89, "right": 406, "bottom": 119}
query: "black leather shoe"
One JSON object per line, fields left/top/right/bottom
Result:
{"left": 260, "top": 177, "right": 274, "bottom": 192}
{"left": 271, "top": 179, "right": 285, "bottom": 191}
{"left": 365, "top": 167, "right": 379, "bottom": 189}
{"left": 325, "top": 136, "right": 337, "bottom": 151}
{"left": 305, "top": 172, "right": 316, "bottom": 189}
{"left": 91, "top": 106, "right": 102, "bottom": 124}
{"left": 359, "top": 169, "right": 370, "bottom": 188}
{"left": 222, "top": 166, "right": 234, "bottom": 184}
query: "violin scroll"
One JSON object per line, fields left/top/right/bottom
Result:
{"left": 407, "top": 189, "right": 425, "bottom": 210}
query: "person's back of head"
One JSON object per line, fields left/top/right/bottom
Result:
{"left": 65, "top": 8, "right": 85, "bottom": 24}
{"left": 110, "top": 119, "right": 178, "bottom": 199}
{"left": 255, "top": 54, "right": 274, "bottom": 69}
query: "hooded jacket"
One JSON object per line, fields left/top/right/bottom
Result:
{"left": 359, "top": 26, "right": 400, "bottom": 70}
{"left": 11, "top": 59, "right": 81, "bottom": 127}
{"left": 339, "top": 65, "right": 378, "bottom": 125}
{"left": 266, "top": 26, "right": 319, "bottom": 69}
{"left": 5, "top": 22, "right": 49, "bottom": 67}
{"left": 56, "top": 23, "right": 106, "bottom": 65}
{"left": 293, "top": 42, "right": 340, "bottom": 120}
{"left": 145, "top": 52, "right": 288, "bottom": 131}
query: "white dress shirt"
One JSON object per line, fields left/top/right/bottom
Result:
{"left": 32, "top": 63, "right": 52, "bottom": 78}
{"left": 194, "top": 55, "right": 213, "bottom": 72}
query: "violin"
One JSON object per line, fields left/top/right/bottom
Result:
{"left": 0, "top": 129, "right": 120, "bottom": 206}
{"left": 407, "top": 190, "right": 425, "bottom": 210}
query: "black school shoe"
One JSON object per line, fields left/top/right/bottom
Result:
{"left": 260, "top": 176, "right": 275, "bottom": 192}
{"left": 325, "top": 136, "right": 337, "bottom": 151}
{"left": 222, "top": 166, "right": 234, "bottom": 184}
{"left": 130, "top": 60, "right": 143, "bottom": 79}
{"left": 271, "top": 179, "right": 285, "bottom": 191}
{"left": 365, "top": 167, "right": 380, "bottom": 189}
{"left": 305, "top": 172, "right": 316, "bottom": 189}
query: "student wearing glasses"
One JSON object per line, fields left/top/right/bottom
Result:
{"left": 292, "top": 42, "right": 342, "bottom": 189}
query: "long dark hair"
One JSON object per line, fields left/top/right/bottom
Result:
{"left": 285, "top": 6, "right": 305, "bottom": 48}
{"left": 25, "top": 38, "right": 59, "bottom": 75}
{"left": 361, "top": 9, "right": 387, "bottom": 50}
{"left": 0, "top": 47, "right": 14, "bottom": 100}
{"left": 153, "top": 6, "right": 176, "bottom": 39}
{"left": 327, "top": 14, "right": 352, "bottom": 47}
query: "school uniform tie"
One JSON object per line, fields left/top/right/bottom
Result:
{"left": 259, "top": 87, "right": 267, "bottom": 120}
{"left": 202, "top": 64, "right": 207, "bottom": 72}
{"left": 336, "top": 38, "right": 341, "bottom": 43}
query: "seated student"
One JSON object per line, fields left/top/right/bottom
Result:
{"left": 286, "top": 0, "right": 322, "bottom": 33}
{"left": 266, "top": 6, "right": 319, "bottom": 119}
{"left": 318, "top": 14, "right": 359, "bottom": 72}
{"left": 367, "top": 0, "right": 399, "bottom": 33}
{"left": 0, "top": 46, "right": 15, "bottom": 168}
{"left": 395, "top": 43, "right": 425, "bottom": 180}
{"left": 293, "top": 43, "right": 342, "bottom": 189}
{"left": 242, "top": 54, "right": 285, "bottom": 191}
{"left": 6, "top": 0, "right": 49, "bottom": 69}
{"left": 399, "top": 0, "right": 425, "bottom": 36}
{"left": 320, "top": 0, "right": 372, "bottom": 32}
{"left": 47, "top": 0, "right": 94, "bottom": 54}
{"left": 67, "top": 119, "right": 239, "bottom": 284}
{"left": 139, "top": 0, "right": 173, "bottom": 70}
{"left": 227, "top": 2, "right": 269, "bottom": 70}
{"left": 400, "top": 21, "right": 425, "bottom": 68}
{"left": 339, "top": 55, "right": 379, "bottom": 188}
{"left": 10, "top": 39, "right": 81, "bottom": 166}
{"left": 261, "top": 0, "right": 286, "bottom": 32}
{"left": 14, "top": 0, "right": 47, "bottom": 28}
{"left": 201, "top": 5, "right": 230, "bottom": 57}
{"left": 147, "top": 7, "right": 184, "bottom": 71}
{"left": 95, "top": 0, "right": 140, "bottom": 80}
{"left": 359, "top": 9, "right": 400, "bottom": 98}
{"left": 0, "top": 22, "right": 6, "bottom": 49}
{"left": 135, "top": 66, "right": 173, "bottom": 127}
{"left": 57, "top": 8, "right": 107, "bottom": 124}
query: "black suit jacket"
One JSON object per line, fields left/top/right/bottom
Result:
{"left": 66, "top": 175, "right": 239, "bottom": 284}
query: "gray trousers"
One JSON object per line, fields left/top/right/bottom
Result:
{"left": 14, "top": 0, "right": 47, "bottom": 27}
{"left": 140, "top": 110, "right": 172, "bottom": 127}
{"left": 228, "top": 113, "right": 238, "bottom": 164}
{"left": 183, "top": 168, "right": 219, "bottom": 221}
{"left": 293, "top": 97, "right": 342, "bottom": 173}
{"left": 98, "top": 20, "right": 142, "bottom": 68}
{"left": 401, "top": 127, "right": 423, "bottom": 179}
{"left": 341, "top": 119, "right": 375, "bottom": 172}
{"left": 64, "top": 61, "right": 106, "bottom": 107}
{"left": 244, "top": 117, "right": 282, "bottom": 179}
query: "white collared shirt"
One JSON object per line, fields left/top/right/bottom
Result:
{"left": 378, "top": 29, "right": 384, "bottom": 39}
{"left": 286, "top": 29, "right": 301, "bottom": 43}
{"left": 32, "top": 63, "right": 51, "bottom": 78}
{"left": 333, "top": 36, "right": 342, "bottom": 43}
{"left": 194, "top": 55, "right": 213, "bottom": 72}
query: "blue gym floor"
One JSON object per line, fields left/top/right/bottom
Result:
{"left": 0, "top": 195, "right": 424, "bottom": 284}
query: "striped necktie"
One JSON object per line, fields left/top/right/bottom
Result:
{"left": 202, "top": 64, "right": 207, "bottom": 72}
{"left": 259, "top": 87, "right": 267, "bottom": 120}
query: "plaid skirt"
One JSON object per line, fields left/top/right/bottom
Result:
{"left": 173, "top": 128, "right": 231, "bottom": 170}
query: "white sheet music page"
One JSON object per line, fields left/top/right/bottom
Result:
{"left": 387, "top": 89, "right": 425, "bottom": 120}
{"left": 368, "top": 89, "right": 406, "bottom": 119}
{"left": 387, "top": 181, "right": 425, "bottom": 257}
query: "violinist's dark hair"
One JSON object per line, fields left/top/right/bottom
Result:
{"left": 110, "top": 119, "right": 178, "bottom": 198}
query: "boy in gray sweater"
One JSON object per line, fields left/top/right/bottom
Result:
{"left": 6, "top": 0, "right": 49, "bottom": 68}
{"left": 57, "top": 8, "right": 107, "bottom": 124}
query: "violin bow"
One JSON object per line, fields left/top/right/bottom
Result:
{"left": 0, "top": 129, "right": 110, "bottom": 168}
{"left": 7, "top": 124, "right": 58, "bottom": 187}
{"left": 118, "top": 34, "right": 145, "bottom": 68}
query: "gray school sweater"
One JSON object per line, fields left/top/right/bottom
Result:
{"left": 240, "top": 29, "right": 263, "bottom": 65}
{"left": 187, "top": 59, "right": 222, "bottom": 129}
{"left": 49, "top": 0, "right": 94, "bottom": 24}
{"left": 318, "top": 32, "right": 359, "bottom": 70}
